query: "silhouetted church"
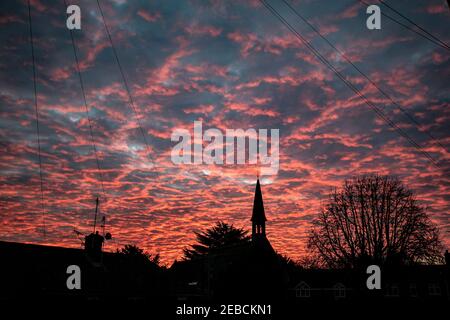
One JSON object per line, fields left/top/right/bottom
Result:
{"left": 252, "top": 179, "right": 267, "bottom": 240}
{"left": 170, "top": 179, "right": 286, "bottom": 300}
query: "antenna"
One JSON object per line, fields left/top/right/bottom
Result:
{"left": 73, "top": 229, "right": 85, "bottom": 247}
{"left": 93, "top": 197, "right": 99, "bottom": 233}
{"left": 101, "top": 215, "right": 106, "bottom": 236}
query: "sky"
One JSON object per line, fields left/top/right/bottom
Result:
{"left": 0, "top": 0, "right": 449, "bottom": 265}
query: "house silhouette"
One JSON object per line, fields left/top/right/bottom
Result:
{"left": 0, "top": 232, "right": 166, "bottom": 301}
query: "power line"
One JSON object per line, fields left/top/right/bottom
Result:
{"left": 262, "top": 0, "right": 441, "bottom": 168}
{"left": 358, "top": 0, "right": 450, "bottom": 51}
{"left": 63, "top": 0, "right": 107, "bottom": 202}
{"left": 259, "top": 0, "right": 441, "bottom": 169}
{"left": 95, "top": 0, "right": 155, "bottom": 166}
{"left": 281, "top": 0, "right": 448, "bottom": 154}
{"left": 378, "top": 0, "right": 450, "bottom": 51}
{"left": 27, "top": 0, "right": 46, "bottom": 237}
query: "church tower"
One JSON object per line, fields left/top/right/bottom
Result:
{"left": 251, "top": 179, "right": 267, "bottom": 240}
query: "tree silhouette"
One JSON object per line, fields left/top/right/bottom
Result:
{"left": 117, "top": 244, "right": 162, "bottom": 267}
{"left": 183, "top": 221, "right": 251, "bottom": 260}
{"left": 308, "top": 175, "right": 443, "bottom": 268}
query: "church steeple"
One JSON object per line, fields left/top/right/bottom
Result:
{"left": 251, "top": 179, "right": 267, "bottom": 240}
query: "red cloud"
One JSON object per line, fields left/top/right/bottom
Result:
{"left": 137, "top": 9, "right": 161, "bottom": 22}
{"left": 185, "top": 24, "right": 222, "bottom": 37}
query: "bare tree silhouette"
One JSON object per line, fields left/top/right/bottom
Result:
{"left": 183, "top": 221, "right": 250, "bottom": 260}
{"left": 308, "top": 175, "right": 443, "bottom": 268}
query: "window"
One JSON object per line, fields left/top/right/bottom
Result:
{"left": 386, "top": 283, "right": 400, "bottom": 297}
{"left": 409, "top": 283, "right": 418, "bottom": 297}
{"left": 428, "top": 283, "right": 441, "bottom": 296}
{"left": 333, "top": 283, "right": 346, "bottom": 299}
{"left": 295, "top": 282, "right": 310, "bottom": 298}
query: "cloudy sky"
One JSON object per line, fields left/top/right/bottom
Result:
{"left": 0, "top": 0, "right": 449, "bottom": 264}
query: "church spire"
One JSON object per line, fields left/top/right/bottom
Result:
{"left": 251, "top": 179, "right": 267, "bottom": 239}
